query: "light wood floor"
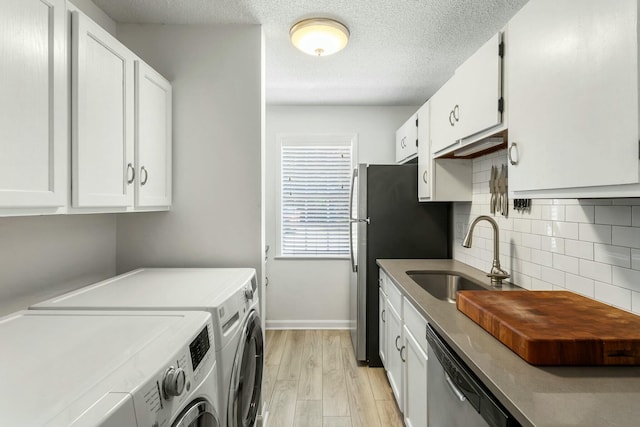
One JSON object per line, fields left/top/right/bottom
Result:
{"left": 263, "top": 329, "right": 404, "bottom": 427}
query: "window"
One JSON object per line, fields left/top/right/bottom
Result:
{"left": 277, "top": 134, "right": 357, "bottom": 258}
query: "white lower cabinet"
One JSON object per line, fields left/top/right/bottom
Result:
{"left": 403, "top": 326, "right": 428, "bottom": 427}
{"left": 379, "top": 288, "right": 387, "bottom": 366}
{"left": 386, "top": 300, "right": 404, "bottom": 409}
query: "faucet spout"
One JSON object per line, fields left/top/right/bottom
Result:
{"left": 462, "top": 215, "right": 510, "bottom": 286}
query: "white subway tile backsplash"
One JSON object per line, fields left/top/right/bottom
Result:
{"left": 632, "top": 249, "right": 640, "bottom": 271}
{"left": 594, "top": 244, "right": 631, "bottom": 268}
{"left": 565, "top": 205, "right": 595, "bottom": 223}
{"left": 541, "top": 266, "right": 565, "bottom": 286}
{"left": 541, "top": 205, "right": 565, "bottom": 221}
{"left": 612, "top": 267, "right": 640, "bottom": 292}
{"left": 522, "top": 233, "right": 542, "bottom": 250}
{"left": 531, "top": 249, "right": 553, "bottom": 267}
{"left": 531, "top": 220, "right": 552, "bottom": 236}
{"left": 612, "top": 226, "right": 640, "bottom": 249}
{"left": 579, "top": 259, "right": 612, "bottom": 283}
{"left": 565, "top": 274, "right": 595, "bottom": 297}
{"left": 594, "top": 282, "right": 632, "bottom": 311}
{"left": 579, "top": 223, "right": 612, "bottom": 244}
{"left": 552, "top": 222, "right": 579, "bottom": 240}
{"left": 633, "top": 292, "right": 640, "bottom": 315}
{"left": 540, "top": 236, "right": 565, "bottom": 254}
{"left": 553, "top": 254, "right": 579, "bottom": 274}
{"left": 453, "top": 150, "right": 640, "bottom": 313}
{"left": 595, "top": 206, "right": 632, "bottom": 226}
{"left": 565, "top": 239, "right": 593, "bottom": 260}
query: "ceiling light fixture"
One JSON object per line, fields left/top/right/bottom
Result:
{"left": 290, "top": 18, "right": 350, "bottom": 57}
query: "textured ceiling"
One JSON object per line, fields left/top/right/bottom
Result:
{"left": 92, "top": 0, "right": 529, "bottom": 106}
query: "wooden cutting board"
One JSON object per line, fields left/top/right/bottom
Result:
{"left": 457, "top": 291, "right": 640, "bottom": 365}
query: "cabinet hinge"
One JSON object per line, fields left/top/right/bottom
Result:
{"left": 416, "top": 138, "right": 419, "bottom": 147}
{"left": 498, "top": 97, "right": 504, "bottom": 113}
{"left": 638, "top": 140, "right": 640, "bottom": 159}
{"left": 415, "top": 117, "right": 419, "bottom": 127}
{"left": 498, "top": 41, "right": 504, "bottom": 58}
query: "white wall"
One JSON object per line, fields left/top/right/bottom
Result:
{"left": 70, "top": 0, "right": 117, "bottom": 35}
{"left": 265, "top": 105, "right": 417, "bottom": 328}
{"left": 454, "top": 150, "right": 640, "bottom": 313}
{"left": 115, "top": 25, "right": 264, "bottom": 281}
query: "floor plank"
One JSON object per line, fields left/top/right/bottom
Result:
{"left": 266, "top": 329, "right": 288, "bottom": 366}
{"left": 293, "top": 400, "right": 322, "bottom": 427}
{"left": 298, "top": 330, "right": 323, "bottom": 400}
{"left": 323, "top": 417, "right": 353, "bottom": 427}
{"left": 376, "top": 400, "right": 404, "bottom": 427}
{"left": 342, "top": 346, "right": 382, "bottom": 427}
{"left": 268, "top": 380, "right": 298, "bottom": 427}
{"left": 277, "top": 330, "right": 305, "bottom": 381}
{"left": 367, "top": 368, "right": 394, "bottom": 401}
{"left": 322, "top": 331, "right": 350, "bottom": 417}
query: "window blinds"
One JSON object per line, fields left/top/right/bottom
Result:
{"left": 281, "top": 144, "right": 352, "bottom": 256}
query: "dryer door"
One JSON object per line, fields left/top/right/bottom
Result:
{"left": 228, "top": 310, "right": 264, "bottom": 427}
{"left": 172, "top": 399, "right": 219, "bottom": 427}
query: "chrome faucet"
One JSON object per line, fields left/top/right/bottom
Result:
{"left": 462, "top": 215, "right": 510, "bottom": 286}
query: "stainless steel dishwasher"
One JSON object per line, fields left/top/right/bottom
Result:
{"left": 425, "top": 324, "right": 521, "bottom": 427}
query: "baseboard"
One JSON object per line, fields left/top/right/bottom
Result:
{"left": 265, "top": 319, "right": 349, "bottom": 330}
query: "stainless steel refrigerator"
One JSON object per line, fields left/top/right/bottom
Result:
{"left": 349, "top": 163, "right": 451, "bottom": 366}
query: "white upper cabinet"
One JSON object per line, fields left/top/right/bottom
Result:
{"left": 0, "top": 0, "right": 66, "bottom": 210}
{"left": 395, "top": 113, "right": 418, "bottom": 163}
{"left": 72, "top": 10, "right": 135, "bottom": 208}
{"left": 135, "top": 60, "right": 172, "bottom": 208}
{"left": 431, "top": 33, "right": 504, "bottom": 157}
{"left": 418, "top": 101, "right": 472, "bottom": 202}
{"left": 508, "top": 0, "right": 640, "bottom": 197}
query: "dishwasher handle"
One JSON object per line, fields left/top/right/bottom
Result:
{"left": 445, "top": 372, "right": 467, "bottom": 402}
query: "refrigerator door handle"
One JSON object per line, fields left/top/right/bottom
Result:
{"left": 349, "top": 221, "right": 357, "bottom": 273}
{"left": 349, "top": 168, "right": 357, "bottom": 220}
{"left": 349, "top": 168, "right": 358, "bottom": 273}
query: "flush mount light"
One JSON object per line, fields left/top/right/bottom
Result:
{"left": 290, "top": 18, "right": 350, "bottom": 57}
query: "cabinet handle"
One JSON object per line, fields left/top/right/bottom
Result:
{"left": 449, "top": 110, "right": 455, "bottom": 127}
{"left": 422, "top": 170, "right": 428, "bottom": 184}
{"left": 453, "top": 104, "right": 460, "bottom": 122}
{"left": 140, "top": 166, "right": 149, "bottom": 186}
{"left": 508, "top": 142, "right": 519, "bottom": 166}
{"left": 395, "top": 335, "right": 401, "bottom": 351}
{"left": 127, "top": 163, "right": 135, "bottom": 184}
{"left": 400, "top": 345, "right": 406, "bottom": 362}
{"left": 381, "top": 309, "right": 386, "bottom": 323}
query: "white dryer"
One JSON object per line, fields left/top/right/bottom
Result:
{"left": 32, "top": 268, "right": 264, "bottom": 427}
{"left": 0, "top": 310, "right": 219, "bottom": 427}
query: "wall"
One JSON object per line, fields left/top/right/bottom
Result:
{"left": 70, "top": 0, "right": 117, "bottom": 35}
{"left": 265, "top": 105, "right": 418, "bottom": 328}
{"left": 115, "top": 25, "right": 264, "bottom": 282}
{"left": 454, "top": 150, "right": 640, "bottom": 313}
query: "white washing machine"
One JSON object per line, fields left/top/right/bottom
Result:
{"left": 0, "top": 309, "right": 219, "bottom": 427}
{"left": 32, "top": 268, "right": 264, "bottom": 427}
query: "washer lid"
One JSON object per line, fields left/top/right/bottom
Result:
{"left": 0, "top": 310, "right": 209, "bottom": 426}
{"left": 32, "top": 268, "right": 256, "bottom": 311}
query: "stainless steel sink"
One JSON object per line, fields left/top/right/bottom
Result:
{"left": 407, "top": 271, "right": 487, "bottom": 303}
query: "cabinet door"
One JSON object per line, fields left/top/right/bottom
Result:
{"left": 135, "top": 60, "right": 172, "bottom": 208}
{"left": 430, "top": 77, "right": 460, "bottom": 154}
{"left": 417, "top": 102, "right": 431, "bottom": 201}
{"left": 403, "top": 326, "right": 428, "bottom": 427}
{"left": 456, "top": 32, "right": 502, "bottom": 141}
{"left": 72, "top": 11, "right": 134, "bottom": 207}
{"left": 386, "top": 303, "right": 403, "bottom": 411}
{"left": 508, "top": 0, "right": 639, "bottom": 193}
{"left": 0, "top": 0, "right": 66, "bottom": 208}
{"left": 379, "top": 288, "right": 387, "bottom": 367}
{"left": 395, "top": 114, "right": 418, "bottom": 163}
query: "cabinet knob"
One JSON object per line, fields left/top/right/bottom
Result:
{"left": 508, "top": 142, "right": 519, "bottom": 166}
{"left": 381, "top": 309, "right": 386, "bottom": 322}
{"left": 126, "top": 163, "right": 135, "bottom": 184}
{"left": 395, "top": 335, "right": 401, "bottom": 351}
{"left": 400, "top": 345, "right": 406, "bottom": 362}
{"left": 140, "top": 166, "right": 149, "bottom": 185}
{"left": 453, "top": 104, "right": 460, "bottom": 122}
{"left": 422, "top": 170, "right": 428, "bottom": 184}
{"left": 449, "top": 111, "right": 455, "bottom": 126}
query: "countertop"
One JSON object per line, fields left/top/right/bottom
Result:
{"left": 377, "top": 259, "right": 640, "bottom": 427}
